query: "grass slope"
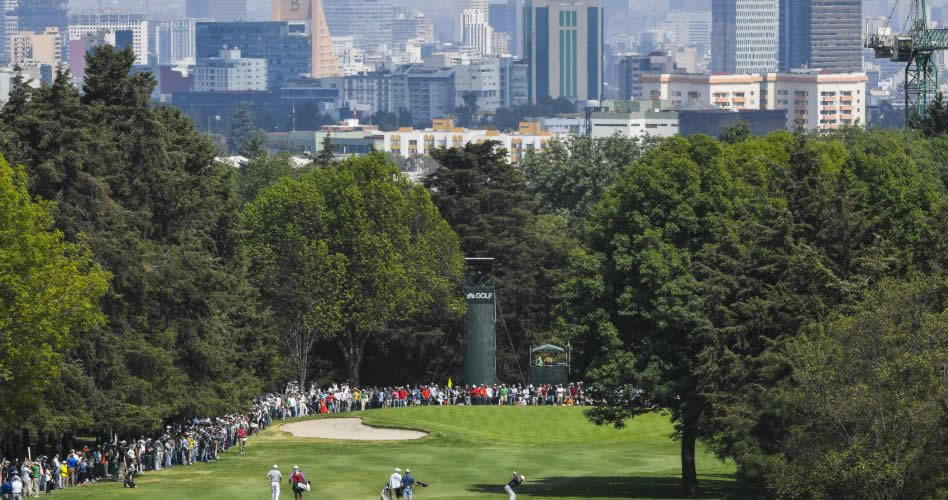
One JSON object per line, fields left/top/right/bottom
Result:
{"left": 56, "top": 406, "right": 754, "bottom": 499}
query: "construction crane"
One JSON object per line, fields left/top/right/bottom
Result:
{"left": 866, "top": 0, "right": 948, "bottom": 122}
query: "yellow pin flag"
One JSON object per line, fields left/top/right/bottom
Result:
{"left": 447, "top": 377, "right": 453, "bottom": 388}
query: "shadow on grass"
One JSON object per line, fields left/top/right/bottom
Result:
{"left": 468, "top": 475, "right": 765, "bottom": 499}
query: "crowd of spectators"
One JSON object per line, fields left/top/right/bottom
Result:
{"left": 282, "top": 382, "right": 590, "bottom": 414}
{"left": 0, "top": 399, "right": 275, "bottom": 497}
{"left": 0, "top": 382, "right": 586, "bottom": 497}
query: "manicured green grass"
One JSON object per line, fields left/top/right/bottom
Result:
{"left": 55, "top": 406, "right": 757, "bottom": 499}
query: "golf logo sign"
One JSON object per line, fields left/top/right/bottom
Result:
{"left": 465, "top": 288, "right": 495, "bottom": 304}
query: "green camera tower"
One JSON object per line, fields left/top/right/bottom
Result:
{"left": 463, "top": 258, "right": 496, "bottom": 386}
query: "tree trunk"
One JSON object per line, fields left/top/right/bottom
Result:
{"left": 339, "top": 333, "right": 368, "bottom": 387}
{"left": 681, "top": 418, "right": 698, "bottom": 496}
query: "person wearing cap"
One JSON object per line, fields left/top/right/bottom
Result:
{"left": 289, "top": 465, "right": 307, "bottom": 500}
{"left": 10, "top": 471, "right": 23, "bottom": 500}
{"left": 388, "top": 467, "right": 403, "bottom": 499}
{"left": 504, "top": 471, "right": 525, "bottom": 499}
{"left": 266, "top": 464, "right": 282, "bottom": 500}
{"left": 400, "top": 468, "right": 428, "bottom": 499}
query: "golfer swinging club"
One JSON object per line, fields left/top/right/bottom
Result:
{"left": 266, "top": 464, "right": 282, "bottom": 500}
{"left": 504, "top": 471, "right": 525, "bottom": 499}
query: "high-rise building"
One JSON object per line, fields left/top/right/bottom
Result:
{"left": 524, "top": 0, "right": 604, "bottom": 103}
{"left": 186, "top": 0, "right": 247, "bottom": 21}
{"left": 391, "top": 11, "right": 434, "bottom": 47}
{"left": 779, "top": 0, "right": 861, "bottom": 73}
{"left": 272, "top": 0, "right": 340, "bottom": 78}
{"left": 462, "top": 7, "right": 493, "bottom": 55}
{"left": 664, "top": 10, "right": 711, "bottom": 57}
{"left": 10, "top": 25, "right": 58, "bottom": 65}
{"left": 778, "top": 0, "right": 809, "bottom": 72}
{"left": 489, "top": 0, "right": 525, "bottom": 56}
{"left": 322, "top": 0, "right": 393, "bottom": 51}
{"left": 12, "top": 0, "right": 67, "bottom": 61}
{"left": 809, "top": 0, "right": 861, "bottom": 72}
{"left": 670, "top": 0, "right": 706, "bottom": 10}
{"left": 69, "top": 12, "right": 150, "bottom": 66}
{"left": 711, "top": 0, "right": 778, "bottom": 74}
{"left": 499, "top": 56, "right": 528, "bottom": 107}
{"left": 196, "top": 21, "right": 312, "bottom": 89}
{"left": 509, "top": 0, "right": 525, "bottom": 58}
{"left": 152, "top": 19, "right": 198, "bottom": 65}
{"left": 0, "top": 6, "right": 8, "bottom": 65}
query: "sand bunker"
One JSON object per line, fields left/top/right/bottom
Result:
{"left": 281, "top": 418, "right": 428, "bottom": 441}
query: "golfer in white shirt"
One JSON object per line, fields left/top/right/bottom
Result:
{"left": 267, "top": 464, "right": 282, "bottom": 500}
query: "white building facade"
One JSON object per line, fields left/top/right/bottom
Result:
{"left": 69, "top": 13, "right": 150, "bottom": 66}
{"left": 454, "top": 58, "right": 501, "bottom": 112}
{"left": 642, "top": 71, "right": 867, "bottom": 131}
{"left": 192, "top": 48, "right": 266, "bottom": 92}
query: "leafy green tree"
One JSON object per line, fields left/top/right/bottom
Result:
{"left": 772, "top": 277, "right": 947, "bottom": 499}
{"left": 0, "top": 156, "right": 109, "bottom": 444}
{"left": 244, "top": 153, "right": 465, "bottom": 386}
{"left": 520, "top": 133, "right": 659, "bottom": 224}
{"left": 235, "top": 153, "right": 311, "bottom": 205}
{"left": 229, "top": 103, "right": 263, "bottom": 155}
{"left": 317, "top": 133, "right": 335, "bottom": 167}
{"left": 911, "top": 93, "right": 948, "bottom": 136}
{"left": 454, "top": 92, "right": 479, "bottom": 128}
{"left": 369, "top": 108, "right": 413, "bottom": 131}
{"left": 564, "top": 134, "right": 746, "bottom": 495}
{"left": 0, "top": 48, "right": 275, "bottom": 434}
{"left": 719, "top": 120, "right": 751, "bottom": 143}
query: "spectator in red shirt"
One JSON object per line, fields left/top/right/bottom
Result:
{"left": 237, "top": 426, "right": 248, "bottom": 455}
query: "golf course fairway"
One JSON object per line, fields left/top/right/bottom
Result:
{"left": 54, "top": 406, "right": 758, "bottom": 499}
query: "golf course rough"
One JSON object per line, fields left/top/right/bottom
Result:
{"left": 52, "top": 406, "right": 753, "bottom": 499}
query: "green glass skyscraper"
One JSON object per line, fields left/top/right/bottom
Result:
{"left": 524, "top": 0, "right": 603, "bottom": 104}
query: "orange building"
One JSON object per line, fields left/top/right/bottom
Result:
{"left": 272, "top": 0, "right": 340, "bottom": 78}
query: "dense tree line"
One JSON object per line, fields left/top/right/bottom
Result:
{"left": 0, "top": 47, "right": 282, "bottom": 447}
{"left": 557, "top": 130, "right": 947, "bottom": 496}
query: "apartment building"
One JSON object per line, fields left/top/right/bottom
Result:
{"left": 641, "top": 71, "right": 866, "bottom": 131}
{"left": 381, "top": 118, "right": 555, "bottom": 164}
{"left": 641, "top": 73, "right": 764, "bottom": 110}
{"left": 192, "top": 48, "right": 266, "bottom": 92}
{"left": 10, "top": 26, "right": 58, "bottom": 65}
{"left": 761, "top": 72, "right": 868, "bottom": 130}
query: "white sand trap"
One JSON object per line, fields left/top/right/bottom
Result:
{"left": 282, "top": 418, "right": 428, "bottom": 441}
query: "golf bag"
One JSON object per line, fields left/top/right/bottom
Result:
{"left": 123, "top": 470, "right": 137, "bottom": 488}
{"left": 380, "top": 484, "right": 393, "bottom": 500}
